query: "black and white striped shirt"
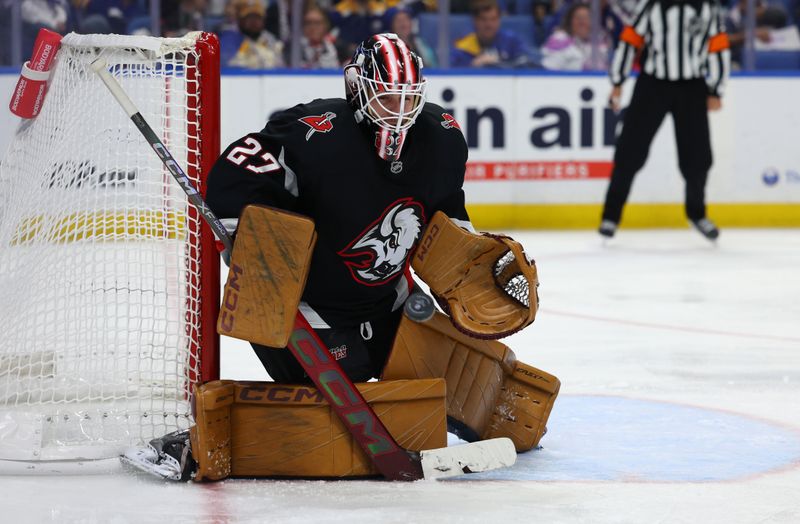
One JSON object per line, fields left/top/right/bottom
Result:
{"left": 610, "top": 0, "right": 731, "bottom": 96}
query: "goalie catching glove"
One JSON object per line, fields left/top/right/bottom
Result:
{"left": 412, "top": 211, "right": 539, "bottom": 339}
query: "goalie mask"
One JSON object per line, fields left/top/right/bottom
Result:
{"left": 344, "top": 33, "right": 427, "bottom": 162}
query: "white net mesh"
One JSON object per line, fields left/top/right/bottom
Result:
{"left": 0, "top": 33, "right": 216, "bottom": 461}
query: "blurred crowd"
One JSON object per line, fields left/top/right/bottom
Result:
{"left": 1, "top": 0, "right": 799, "bottom": 69}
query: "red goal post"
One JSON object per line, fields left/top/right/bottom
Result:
{"left": 0, "top": 32, "right": 220, "bottom": 469}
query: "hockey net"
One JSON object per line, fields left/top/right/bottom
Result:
{"left": 0, "top": 32, "right": 220, "bottom": 467}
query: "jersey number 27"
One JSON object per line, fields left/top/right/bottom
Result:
{"left": 226, "top": 137, "right": 281, "bottom": 174}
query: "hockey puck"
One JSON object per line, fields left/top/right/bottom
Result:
{"left": 404, "top": 292, "right": 435, "bottom": 322}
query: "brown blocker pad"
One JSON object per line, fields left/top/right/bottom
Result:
{"left": 382, "top": 312, "right": 560, "bottom": 452}
{"left": 191, "top": 379, "right": 447, "bottom": 480}
{"left": 216, "top": 205, "right": 316, "bottom": 348}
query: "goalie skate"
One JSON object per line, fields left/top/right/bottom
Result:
{"left": 121, "top": 430, "right": 196, "bottom": 481}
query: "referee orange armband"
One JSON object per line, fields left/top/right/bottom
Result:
{"left": 620, "top": 26, "right": 645, "bottom": 49}
{"left": 708, "top": 33, "right": 730, "bottom": 53}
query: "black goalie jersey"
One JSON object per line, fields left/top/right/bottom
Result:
{"left": 206, "top": 98, "right": 470, "bottom": 326}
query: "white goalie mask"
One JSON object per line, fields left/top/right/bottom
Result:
{"left": 345, "top": 33, "right": 427, "bottom": 161}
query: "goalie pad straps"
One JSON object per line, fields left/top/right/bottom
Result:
{"left": 412, "top": 211, "right": 539, "bottom": 340}
{"left": 382, "top": 312, "right": 560, "bottom": 452}
{"left": 190, "top": 379, "right": 447, "bottom": 480}
{"left": 217, "top": 205, "right": 317, "bottom": 348}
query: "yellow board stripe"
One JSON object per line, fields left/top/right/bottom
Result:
{"left": 466, "top": 204, "right": 800, "bottom": 230}
{"left": 11, "top": 210, "right": 188, "bottom": 245}
{"left": 9, "top": 204, "right": 797, "bottom": 245}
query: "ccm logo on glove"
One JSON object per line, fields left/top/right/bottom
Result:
{"left": 415, "top": 224, "right": 441, "bottom": 263}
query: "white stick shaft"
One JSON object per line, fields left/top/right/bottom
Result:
{"left": 91, "top": 57, "right": 234, "bottom": 254}
{"left": 90, "top": 59, "right": 138, "bottom": 117}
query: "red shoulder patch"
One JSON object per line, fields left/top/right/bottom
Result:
{"left": 440, "top": 113, "right": 461, "bottom": 130}
{"left": 299, "top": 112, "right": 337, "bottom": 141}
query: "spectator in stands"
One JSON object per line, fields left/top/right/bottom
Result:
{"left": 541, "top": 2, "right": 609, "bottom": 70}
{"left": 286, "top": 4, "right": 342, "bottom": 68}
{"left": 161, "top": 0, "right": 208, "bottom": 37}
{"left": 70, "top": 0, "right": 147, "bottom": 35}
{"left": 211, "top": 0, "right": 239, "bottom": 33}
{"left": 450, "top": 0, "right": 471, "bottom": 13}
{"left": 545, "top": 0, "right": 623, "bottom": 46}
{"left": 391, "top": 8, "right": 438, "bottom": 66}
{"left": 390, "top": 0, "right": 436, "bottom": 16}
{"left": 451, "top": 0, "right": 533, "bottom": 67}
{"left": 220, "top": 0, "right": 285, "bottom": 68}
{"left": 20, "top": 0, "right": 69, "bottom": 60}
{"left": 266, "top": 0, "right": 339, "bottom": 44}
{"left": 328, "top": 0, "right": 395, "bottom": 55}
{"left": 725, "top": 0, "right": 788, "bottom": 66}
{"left": 207, "top": 0, "right": 228, "bottom": 16}
{"left": 266, "top": 0, "right": 292, "bottom": 42}
{"left": 531, "top": 0, "right": 554, "bottom": 47}
{"left": 21, "top": 0, "right": 69, "bottom": 34}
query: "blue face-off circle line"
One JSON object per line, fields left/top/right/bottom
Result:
{"left": 452, "top": 395, "right": 800, "bottom": 483}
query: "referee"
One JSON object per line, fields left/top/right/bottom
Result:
{"left": 599, "top": 0, "right": 731, "bottom": 240}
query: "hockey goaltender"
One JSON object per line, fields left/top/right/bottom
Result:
{"left": 123, "top": 33, "right": 560, "bottom": 481}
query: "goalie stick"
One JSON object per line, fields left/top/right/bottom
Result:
{"left": 92, "top": 59, "right": 516, "bottom": 481}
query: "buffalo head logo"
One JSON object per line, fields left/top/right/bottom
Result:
{"left": 338, "top": 199, "right": 425, "bottom": 286}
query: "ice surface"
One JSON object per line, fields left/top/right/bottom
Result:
{"left": 2, "top": 228, "right": 799, "bottom": 523}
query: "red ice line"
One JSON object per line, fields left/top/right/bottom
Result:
{"left": 545, "top": 309, "right": 800, "bottom": 344}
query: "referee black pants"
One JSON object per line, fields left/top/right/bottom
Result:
{"left": 602, "top": 74, "right": 713, "bottom": 223}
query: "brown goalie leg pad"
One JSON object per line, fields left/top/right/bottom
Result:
{"left": 483, "top": 361, "right": 560, "bottom": 451}
{"left": 382, "top": 312, "right": 560, "bottom": 452}
{"left": 217, "top": 205, "right": 317, "bottom": 348}
{"left": 226, "top": 379, "right": 446, "bottom": 478}
{"left": 191, "top": 380, "right": 235, "bottom": 481}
